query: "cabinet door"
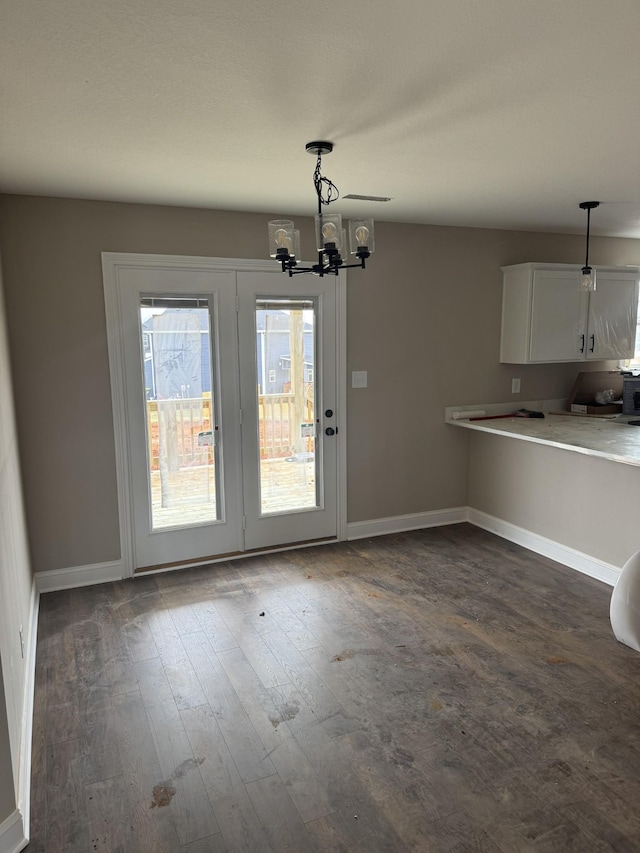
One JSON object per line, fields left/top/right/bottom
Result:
{"left": 586, "top": 273, "right": 639, "bottom": 360}
{"left": 530, "top": 270, "right": 586, "bottom": 362}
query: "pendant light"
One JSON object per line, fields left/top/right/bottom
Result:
{"left": 268, "top": 142, "right": 375, "bottom": 277}
{"left": 579, "top": 201, "right": 599, "bottom": 292}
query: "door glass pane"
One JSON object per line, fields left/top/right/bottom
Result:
{"left": 256, "top": 299, "right": 319, "bottom": 514}
{"left": 140, "top": 297, "right": 219, "bottom": 530}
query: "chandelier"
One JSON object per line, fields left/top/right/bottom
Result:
{"left": 268, "top": 141, "right": 375, "bottom": 276}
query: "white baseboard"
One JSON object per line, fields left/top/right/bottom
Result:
{"left": 33, "top": 512, "right": 620, "bottom": 593}
{"left": 467, "top": 508, "right": 620, "bottom": 587}
{"left": 35, "top": 559, "right": 124, "bottom": 593}
{"left": 0, "top": 809, "right": 27, "bottom": 853}
{"left": 346, "top": 508, "right": 468, "bottom": 541}
{"left": 346, "top": 506, "right": 619, "bottom": 587}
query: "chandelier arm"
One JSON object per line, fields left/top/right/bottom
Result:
{"left": 340, "top": 259, "right": 367, "bottom": 270}
{"left": 290, "top": 259, "right": 367, "bottom": 276}
{"left": 288, "top": 267, "right": 336, "bottom": 277}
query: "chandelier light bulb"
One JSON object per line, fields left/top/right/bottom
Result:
{"left": 275, "top": 229, "right": 290, "bottom": 249}
{"left": 354, "top": 225, "right": 369, "bottom": 245}
{"left": 321, "top": 222, "right": 338, "bottom": 243}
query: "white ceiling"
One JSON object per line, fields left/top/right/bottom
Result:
{"left": 2, "top": 0, "right": 640, "bottom": 238}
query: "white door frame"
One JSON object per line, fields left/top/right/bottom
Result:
{"left": 102, "top": 252, "right": 347, "bottom": 578}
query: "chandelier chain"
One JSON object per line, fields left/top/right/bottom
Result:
{"left": 313, "top": 154, "right": 339, "bottom": 206}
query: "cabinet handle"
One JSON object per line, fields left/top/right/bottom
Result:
{"left": 579, "top": 334, "right": 585, "bottom": 353}
{"left": 589, "top": 334, "right": 595, "bottom": 353}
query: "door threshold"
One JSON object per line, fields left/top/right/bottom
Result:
{"left": 134, "top": 535, "right": 338, "bottom": 575}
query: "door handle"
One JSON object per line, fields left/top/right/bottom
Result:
{"left": 589, "top": 334, "right": 595, "bottom": 353}
{"left": 579, "top": 334, "right": 585, "bottom": 353}
{"left": 325, "top": 427, "right": 335, "bottom": 436}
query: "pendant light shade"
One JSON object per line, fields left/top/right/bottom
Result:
{"left": 314, "top": 212, "right": 343, "bottom": 254}
{"left": 268, "top": 220, "right": 295, "bottom": 259}
{"left": 349, "top": 218, "right": 375, "bottom": 256}
{"left": 579, "top": 201, "right": 599, "bottom": 292}
{"left": 580, "top": 266, "right": 596, "bottom": 292}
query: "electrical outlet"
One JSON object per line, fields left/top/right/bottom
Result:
{"left": 19, "top": 626, "right": 25, "bottom": 659}
{"left": 511, "top": 378, "right": 521, "bottom": 394}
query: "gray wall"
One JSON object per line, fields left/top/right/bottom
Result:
{"left": 0, "top": 194, "right": 639, "bottom": 574}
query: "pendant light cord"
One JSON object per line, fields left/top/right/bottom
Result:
{"left": 585, "top": 206, "right": 591, "bottom": 268}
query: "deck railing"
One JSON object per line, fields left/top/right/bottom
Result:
{"left": 258, "top": 393, "right": 314, "bottom": 459}
{"left": 146, "top": 393, "right": 314, "bottom": 470}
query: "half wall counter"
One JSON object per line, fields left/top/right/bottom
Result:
{"left": 446, "top": 402, "right": 640, "bottom": 582}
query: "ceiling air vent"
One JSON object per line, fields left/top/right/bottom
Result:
{"left": 343, "top": 194, "right": 391, "bottom": 202}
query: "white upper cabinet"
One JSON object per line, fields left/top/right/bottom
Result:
{"left": 500, "top": 263, "right": 640, "bottom": 364}
{"left": 529, "top": 269, "right": 585, "bottom": 362}
{"left": 587, "top": 272, "right": 639, "bottom": 360}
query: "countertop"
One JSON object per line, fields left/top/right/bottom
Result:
{"left": 447, "top": 412, "right": 640, "bottom": 467}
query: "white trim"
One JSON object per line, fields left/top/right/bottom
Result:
{"left": 337, "top": 269, "right": 348, "bottom": 541}
{"left": 347, "top": 508, "right": 468, "bottom": 540}
{"left": 102, "top": 254, "right": 135, "bottom": 578}
{"left": 0, "top": 809, "right": 27, "bottom": 853}
{"left": 27, "top": 509, "right": 621, "bottom": 591}
{"left": 102, "top": 253, "right": 286, "bottom": 273}
{"left": 346, "top": 506, "right": 620, "bottom": 586}
{"left": 16, "top": 580, "right": 38, "bottom": 840}
{"left": 467, "top": 508, "right": 620, "bottom": 586}
{"left": 35, "top": 560, "right": 124, "bottom": 593}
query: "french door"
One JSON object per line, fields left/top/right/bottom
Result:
{"left": 103, "top": 255, "right": 341, "bottom": 573}
{"left": 237, "top": 272, "right": 337, "bottom": 550}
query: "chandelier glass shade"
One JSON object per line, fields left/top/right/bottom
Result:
{"left": 268, "top": 142, "right": 375, "bottom": 276}
{"left": 579, "top": 200, "right": 599, "bottom": 292}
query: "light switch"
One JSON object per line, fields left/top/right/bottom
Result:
{"left": 352, "top": 371, "right": 368, "bottom": 388}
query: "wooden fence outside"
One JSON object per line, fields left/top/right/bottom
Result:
{"left": 146, "top": 393, "right": 314, "bottom": 470}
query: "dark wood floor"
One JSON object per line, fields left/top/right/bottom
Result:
{"left": 27, "top": 524, "right": 640, "bottom": 852}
